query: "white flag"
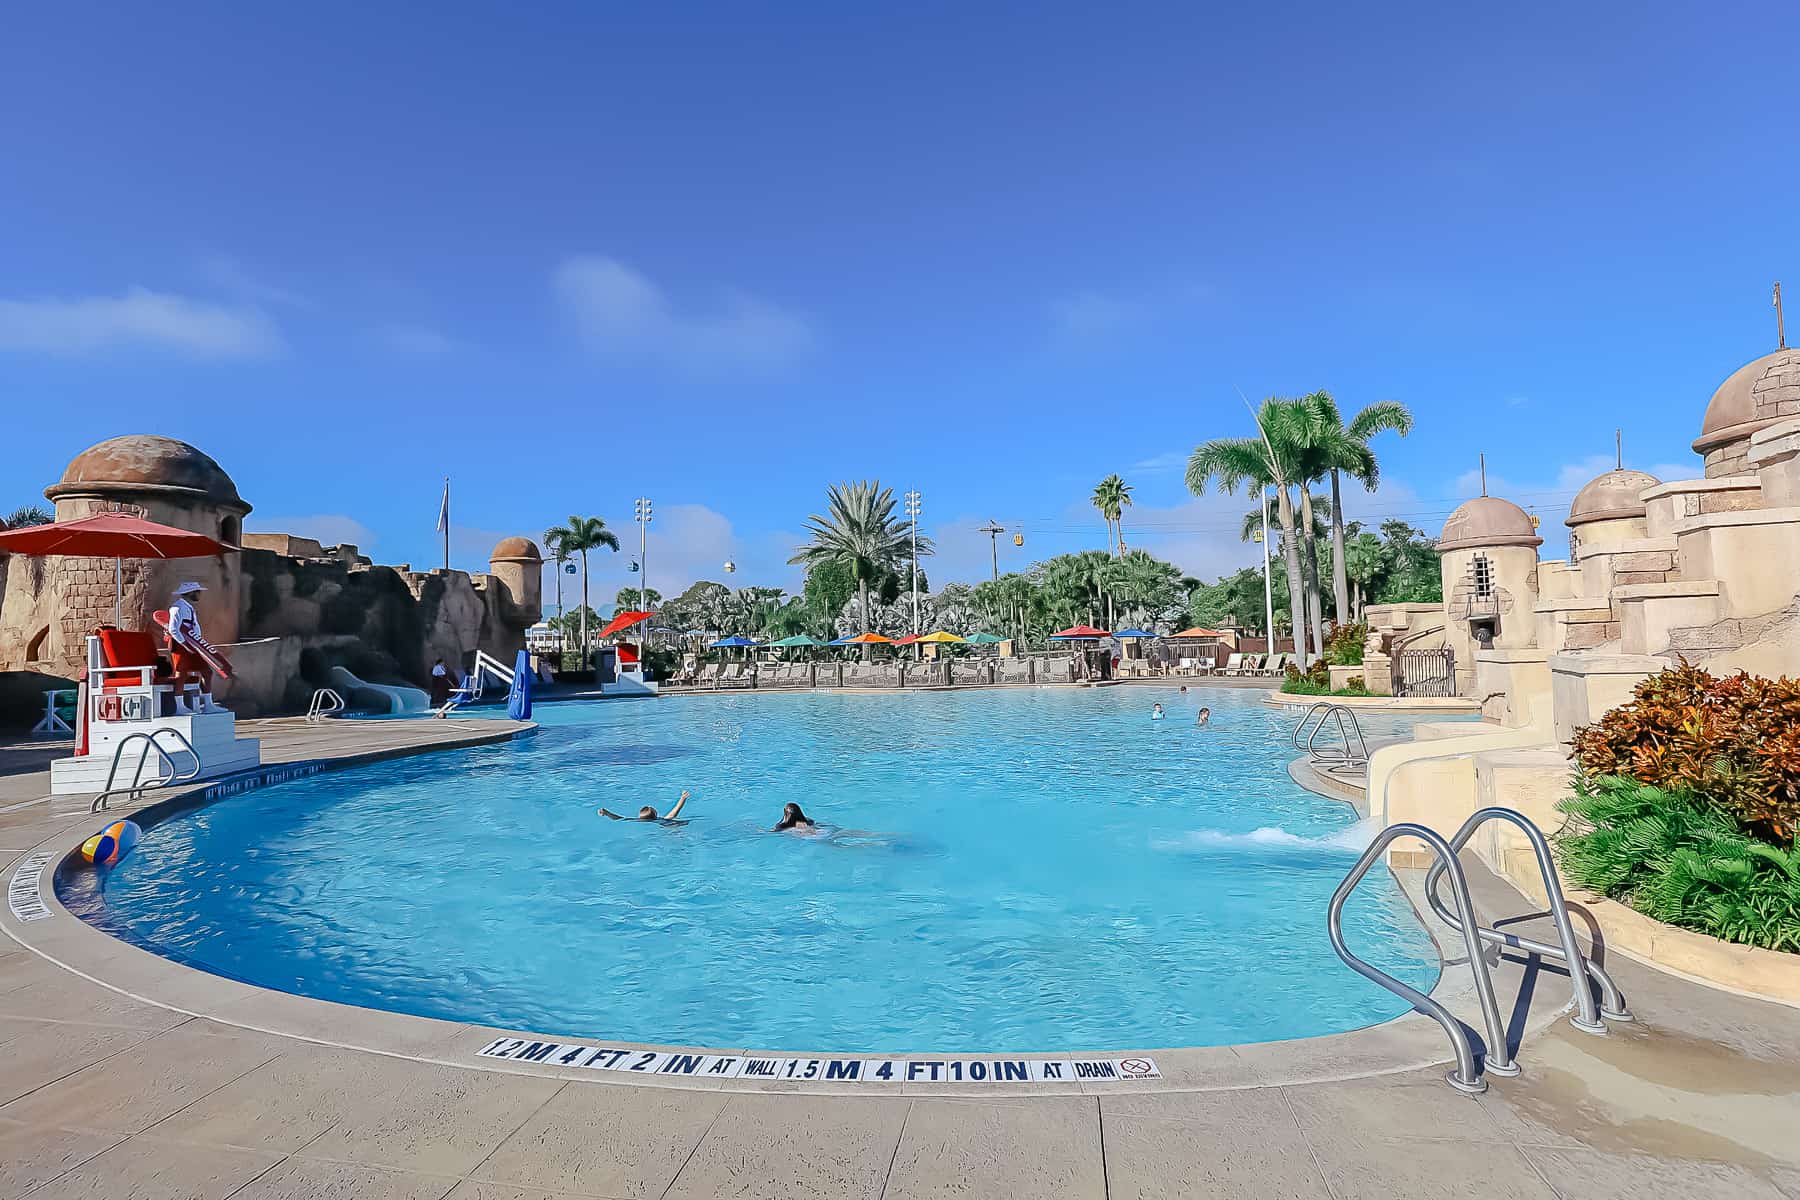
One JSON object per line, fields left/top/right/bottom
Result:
{"left": 436, "top": 479, "right": 449, "bottom": 534}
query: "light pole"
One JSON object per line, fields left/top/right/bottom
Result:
{"left": 634, "top": 497, "right": 653, "bottom": 614}
{"left": 904, "top": 489, "right": 922, "bottom": 634}
{"left": 978, "top": 519, "right": 1006, "bottom": 581}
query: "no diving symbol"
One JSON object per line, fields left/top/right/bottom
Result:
{"left": 1118, "top": 1058, "right": 1157, "bottom": 1079}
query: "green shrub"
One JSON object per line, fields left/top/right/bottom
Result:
{"left": 1557, "top": 775, "right": 1800, "bottom": 953}
{"left": 1323, "top": 622, "right": 1367, "bottom": 666}
{"left": 1571, "top": 661, "right": 1800, "bottom": 843}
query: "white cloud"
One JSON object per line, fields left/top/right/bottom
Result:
{"left": 1048, "top": 290, "right": 1143, "bottom": 342}
{"left": 247, "top": 515, "right": 377, "bottom": 551}
{"left": 0, "top": 287, "right": 281, "bottom": 358}
{"left": 195, "top": 255, "right": 311, "bottom": 309}
{"left": 376, "top": 323, "right": 457, "bottom": 356}
{"left": 1129, "top": 450, "right": 1190, "bottom": 475}
{"left": 553, "top": 256, "right": 814, "bottom": 368}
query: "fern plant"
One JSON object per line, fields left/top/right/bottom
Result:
{"left": 1557, "top": 775, "right": 1800, "bottom": 953}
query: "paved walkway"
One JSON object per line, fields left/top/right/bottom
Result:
{"left": 3, "top": 717, "right": 1800, "bottom": 1198}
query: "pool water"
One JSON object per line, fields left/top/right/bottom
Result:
{"left": 94, "top": 687, "right": 1445, "bottom": 1052}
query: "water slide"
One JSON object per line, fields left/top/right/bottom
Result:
{"left": 329, "top": 665, "right": 430, "bottom": 715}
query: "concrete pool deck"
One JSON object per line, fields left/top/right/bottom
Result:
{"left": 3, "top": 715, "right": 1800, "bottom": 1197}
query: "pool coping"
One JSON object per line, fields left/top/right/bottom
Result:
{"left": 3, "top": 709, "right": 1579, "bottom": 1098}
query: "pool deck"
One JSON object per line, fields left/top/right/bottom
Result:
{"left": 4, "top": 715, "right": 1800, "bottom": 1198}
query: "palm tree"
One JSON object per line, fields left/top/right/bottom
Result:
{"left": 541, "top": 526, "right": 570, "bottom": 620}
{"left": 1296, "top": 391, "right": 1413, "bottom": 624}
{"left": 555, "top": 515, "right": 620, "bottom": 669}
{"left": 1187, "top": 397, "right": 1318, "bottom": 667}
{"left": 790, "top": 482, "right": 928, "bottom": 655}
{"left": 5, "top": 505, "right": 52, "bottom": 529}
{"left": 1091, "top": 475, "right": 1133, "bottom": 555}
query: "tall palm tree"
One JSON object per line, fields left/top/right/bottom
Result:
{"left": 1297, "top": 391, "right": 1413, "bottom": 624}
{"left": 1090, "top": 475, "right": 1133, "bottom": 555}
{"left": 1186, "top": 397, "right": 1318, "bottom": 667}
{"left": 790, "top": 482, "right": 928, "bottom": 656}
{"left": 541, "top": 526, "right": 570, "bottom": 620}
{"left": 555, "top": 515, "right": 620, "bottom": 669}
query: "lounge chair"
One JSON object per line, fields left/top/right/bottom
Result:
{"left": 1262, "top": 653, "right": 1288, "bottom": 677}
{"left": 1220, "top": 652, "right": 1246, "bottom": 676}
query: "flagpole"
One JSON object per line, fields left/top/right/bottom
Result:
{"left": 442, "top": 476, "right": 450, "bottom": 571}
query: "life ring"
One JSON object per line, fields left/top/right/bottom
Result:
{"left": 82, "top": 820, "right": 141, "bottom": 866}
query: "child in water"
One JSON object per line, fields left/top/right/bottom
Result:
{"left": 772, "top": 802, "right": 816, "bottom": 832}
{"left": 600, "top": 790, "right": 691, "bottom": 825}
{"left": 1196, "top": 707, "right": 1212, "bottom": 727}
{"left": 1152, "top": 703, "right": 1165, "bottom": 720}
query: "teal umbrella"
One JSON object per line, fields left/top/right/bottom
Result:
{"left": 770, "top": 635, "right": 824, "bottom": 647}
{"left": 964, "top": 632, "right": 1006, "bottom": 644}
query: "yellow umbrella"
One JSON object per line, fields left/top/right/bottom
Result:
{"left": 916, "top": 631, "right": 966, "bottom": 643}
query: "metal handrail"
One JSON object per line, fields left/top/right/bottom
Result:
{"left": 91, "top": 728, "right": 202, "bottom": 812}
{"left": 1292, "top": 702, "right": 1336, "bottom": 751}
{"left": 1293, "top": 703, "right": 1371, "bottom": 771}
{"left": 1329, "top": 821, "right": 1517, "bottom": 1092}
{"left": 1308, "top": 706, "right": 1370, "bottom": 769}
{"left": 306, "top": 688, "right": 346, "bottom": 721}
{"left": 1423, "top": 808, "right": 1629, "bottom": 1029}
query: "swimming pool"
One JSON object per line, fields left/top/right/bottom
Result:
{"left": 91, "top": 687, "right": 1446, "bottom": 1053}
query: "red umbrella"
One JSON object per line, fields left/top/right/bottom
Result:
{"left": 595, "top": 609, "right": 656, "bottom": 640}
{"left": 1049, "top": 624, "right": 1111, "bottom": 639}
{"left": 0, "top": 512, "right": 232, "bottom": 626}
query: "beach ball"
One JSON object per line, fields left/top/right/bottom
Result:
{"left": 82, "top": 820, "right": 141, "bottom": 867}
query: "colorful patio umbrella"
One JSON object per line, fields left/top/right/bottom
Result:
{"left": 597, "top": 609, "right": 656, "bottom": 639}
{"left": 0, "top": 512, "right": 233, "bottom": 626}
{"left": 1110, "top": 628, "right": 1158, "bottom": 639}
{"left": 1168, "top": 626, "right": 1225, "bottom": 639}
{"left": 708, "top": 635, "right": 760, "bottom": 648}
{"left": 769, "top": 634, "right": 824, "bottom": 647}
{"left": 916, "top": 631, "right": 966, "bottom": 643}
{"left": 964, "top": 632, "right": 1006, "bottom": 643}
{"left": 891, "top": 634, "right": 922, "bottom": 646}
{"left": 1049, "top": 624, "right": 1110, "bottom": 640}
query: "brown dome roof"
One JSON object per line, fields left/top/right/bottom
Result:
{"left": 46, "top": 435, "right": 247, "bottom": 511}
{"left": 1439, "top": 496, "right": 1542, "bottom": 551}
{"left": 1566, "top": 468, "right": 1661, "bottom": 528}
{"left": 1693, "top": 347, "right": 1800, "bottom": 457}
{"left": 490, "top": 536, "right": 543, "bottom": 562}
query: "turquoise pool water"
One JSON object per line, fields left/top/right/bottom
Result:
{"left": 94, "top": 687, "right": 1445, "bottom": 1052}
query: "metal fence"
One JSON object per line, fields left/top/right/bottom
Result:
{"left": 1395, "top": 647, "right": 1456, "bottom": 697}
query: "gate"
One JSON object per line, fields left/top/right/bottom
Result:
{"left": 1395, "top": 647, "right": 1455, "bottom": 697}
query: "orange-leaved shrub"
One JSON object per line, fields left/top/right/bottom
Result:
{"left": 1570, "top": 661, "right": 1800, "bottom": 844}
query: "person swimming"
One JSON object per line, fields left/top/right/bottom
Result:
{"left": 600, "top": 790, "right": 691, "bottom": 825}
{"left": 1152, "top": 703, "right": 1165, "bottom": 720}
{"left": 1196, "top": 707, "right": 1212, "bottom": 726}
{"left": 771, "top": 802, "right": 816, "bottom": 832}
{"left": 1178, "top": 685, "right": 1188, "bottom": 694}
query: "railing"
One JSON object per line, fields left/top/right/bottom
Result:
{"left": 440, "top": 651, "right": 516, "bottom": 714}
{"left": 1292, "top": 703, "right": 1370, "bottom": 773}
{"left": 305, "top": 688, "right": 346, "bottom": 721}
{"left": 91, "top": 728, "right": 202, "bottom": 813}
{"left": 1329, "top": 821, "right": 1517, "bottom": 1093}
{"left": 1422, "top": 808, "right": 1630, "bottom": 1030}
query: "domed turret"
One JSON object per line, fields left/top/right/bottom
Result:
{"left": 489, "top": 536, "right": 542, "bottom": 564}
{"left": 46, "top": 435, "right": 248, "bottom": 512}
{"left": 1693, "top": 347, "right": 1800, "bottom": 477}
{"left": 1567, "top": 468, "right": 1660, "bottom": 529}
{"left": 487, "top": 537, "right": 543, "bottom": 627}
{"left": 1438, "top": 496, "right": 1542, "bottom": 552}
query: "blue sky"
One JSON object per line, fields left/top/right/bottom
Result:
{"left": 3, "top": 3, "right": 1796, "bottom": 602}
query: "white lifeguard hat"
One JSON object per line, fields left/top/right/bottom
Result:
{"left": 173, "top": 580, "right": 207, "bottom": 595}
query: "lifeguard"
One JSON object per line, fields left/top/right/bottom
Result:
{"left": 162, "top": 581, "right": 226, "bottom": 715}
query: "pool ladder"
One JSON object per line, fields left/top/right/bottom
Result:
{"left": 1292, "top": 702, "right": 1370, "bottom": 775}
{"left": 1328, "top": 807, "right": 1631, "bottom": 1093}
{"left": 306, "top": 687, "right": 346, "bottom": 721}
{"left": 91, "top": 728, "right": 202, "bottom": 813}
